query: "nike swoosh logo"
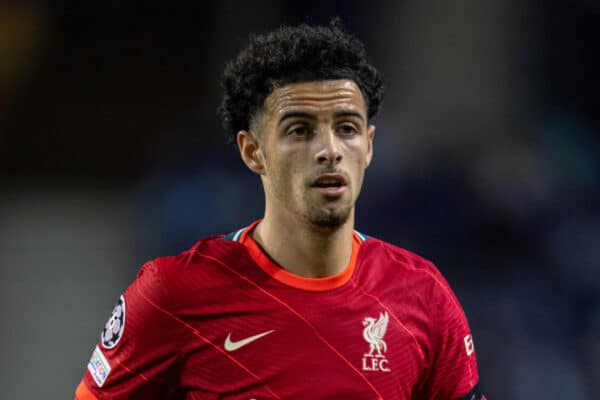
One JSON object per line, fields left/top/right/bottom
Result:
{"left": 224, "top": 330, "right": 275, "bottom": 352}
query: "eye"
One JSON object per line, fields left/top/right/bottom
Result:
{"left": 287, "top": 125, "right": 313, "bottom": 137}
{"left": 337, "top": 123, "right": 359, "bottom": 136}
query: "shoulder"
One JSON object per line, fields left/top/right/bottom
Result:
{"left": 361, "top": 236, "right": 446, "bottom": 283}
{"left": 141, "top": 233, "right": 244, "bottom": 276}
{"left": 358, "top": 236, "right": 464, "bottom": 313}
{"left": 134, "top": 233, "right": 249, "bottom": 308}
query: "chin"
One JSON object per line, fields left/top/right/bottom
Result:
{"left": 306, "top": 206, "right": 352, "bottom": 229}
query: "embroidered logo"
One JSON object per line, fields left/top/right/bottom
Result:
{"left": 361, "top": 311, "right": 390, "bottom": 372}
{"left": 224, "top": 330, "right": 274, "bottom": 352}
{"left": 101, "top": 295, "right": 125, "bottom": 349}
{"left": 88, "top": 346, "right": 111, "bottom": 387}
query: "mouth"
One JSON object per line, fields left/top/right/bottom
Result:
{"left": 310, "top": 173, "right": 348, "bottom": 197}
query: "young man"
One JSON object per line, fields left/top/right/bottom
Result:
{"left": 76, "top": 21, "right": 486, "bottom": 399}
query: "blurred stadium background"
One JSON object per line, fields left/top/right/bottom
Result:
{"left": 1, "top": 1, "right": 599, "bottom": 398}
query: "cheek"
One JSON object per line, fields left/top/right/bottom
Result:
{"left": 273, "top": 146, "right": 307, "bottom": 177}
{"left": 266, "top": 153, "right": 299, "bottom": 192}
{"left": 344, "top": 142, "right": 369, "bottom": 167}
{"left": 345, "top": 146, "right": 370, "bottom": 187}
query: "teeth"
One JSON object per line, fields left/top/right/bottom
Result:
{"left": 314, "top": 175, "right": 344, "bottom": 187}
{"left": 316, "top": 180, "right": 341, "bottom": 187}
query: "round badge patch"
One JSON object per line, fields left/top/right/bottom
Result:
{"left": 101, "top": 295, "right": 126, "bottom": 349}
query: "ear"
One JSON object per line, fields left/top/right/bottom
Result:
{"left": 365, "top": 124, "right": 375, "bottom": 168}
{"left": 237, "top": 130, "right": 266, "bottom": 175}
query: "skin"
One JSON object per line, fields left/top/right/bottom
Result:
{"left": 237, "top": 79, "right": 375, "bottom": 278}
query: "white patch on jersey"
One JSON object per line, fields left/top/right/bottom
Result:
{"left": 224, "top": 330, "right": 275, "bottom": 352}
{"left": 88, "top": 345, "right": 111, "bottom": 387}
{"left": 361, "top": 311, "right": 391, "bottom": 372}
{"left": 464, "top": 334, "right": 475, "bottom": 356}
{"left": 101, "top": 295, "right": 126, "bottom": 349}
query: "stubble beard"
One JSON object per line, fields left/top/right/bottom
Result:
{"left": 301, "top": 190, "right": 353, "bottom": 229}
{"left": 305, "top": 205, "right": 352, "bottom": 229}
{"left": 267, "top": 167, "right": 355, "bottom": 230}
{"left": 301, "top": 170, "right": 357, "bottom": 230}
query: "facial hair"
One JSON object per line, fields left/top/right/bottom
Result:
{"left": 302, "top": 169, "right": 353, "bottom": 229}
{"left": 303, "top": 202, "right": 352, "bottom": 228}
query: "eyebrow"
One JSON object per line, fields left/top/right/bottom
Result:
{"left": 334, "top": 111, "right": 365, "bottom": 123}
{"left": 277, "top": 112, "right": 316, "bottom": 126}
{"left": 277, "top": 110, "right": 366, "bottom": 126}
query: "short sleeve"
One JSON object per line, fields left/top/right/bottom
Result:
{"left": 76, "top": 261, "right": 188, "bottom": 399}
{"left": 419, "top": 270, "right": 483, "bottom": 400}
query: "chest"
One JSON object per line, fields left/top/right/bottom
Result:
{"left": 178, "top": 285, "right": 429, "bottom": 400}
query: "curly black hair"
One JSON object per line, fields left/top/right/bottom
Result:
{"left": 217, "top": 19, "right": 384, "bottom": 143}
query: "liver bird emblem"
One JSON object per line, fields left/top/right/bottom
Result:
{"left": 362, "top": 311, "right": 389, "bottom": 357}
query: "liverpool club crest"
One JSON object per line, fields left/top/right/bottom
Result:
{"left": 361, "top": 311, "right": 390, "bottom": 372}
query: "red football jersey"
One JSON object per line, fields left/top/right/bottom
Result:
{"left": 76, "top": 221, "right": 484, "bottom": 399}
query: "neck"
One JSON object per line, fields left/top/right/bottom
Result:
{"left": 252, "top": 210, "right": 355, "bottom": 278}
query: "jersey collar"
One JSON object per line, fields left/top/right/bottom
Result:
{"left": 235, "top": 220, "right": 363, "bottom": 291}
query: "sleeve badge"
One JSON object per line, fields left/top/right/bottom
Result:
{"left": 101, "top": 295, "right": 126, "bottom": 349}
{"left": 88, "top": 345, "right": 111, "bottom": 387}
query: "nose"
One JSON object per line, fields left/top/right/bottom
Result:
{"left": 314, "top": 129, "right": 342, "bottom": 165}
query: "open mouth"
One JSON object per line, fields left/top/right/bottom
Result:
{"left": 311, "top": 174, "right": 347, "bottom": 196}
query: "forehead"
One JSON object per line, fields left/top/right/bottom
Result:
{"left": 263, "top": 80, "right": 366, "bottom": 119}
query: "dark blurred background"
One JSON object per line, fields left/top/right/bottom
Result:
{"left": 1, "top": 1, "right": 599, "bottom": 398}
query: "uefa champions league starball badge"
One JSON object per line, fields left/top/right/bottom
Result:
{"left": 101, "top": 295, "right": 126, "bottom": 349}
